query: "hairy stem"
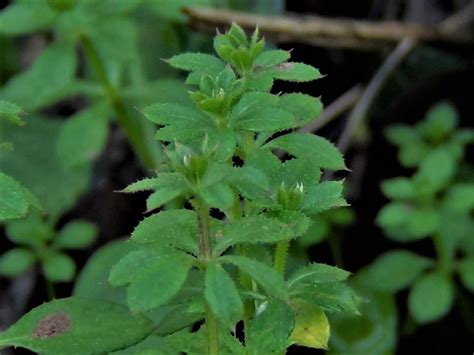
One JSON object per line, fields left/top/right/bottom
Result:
{"left": 196, "top": 200, "right": 219, "bottom": 353}
{"left": 274, "top": 240, "right": 290, "bottom": 275}
{"left": 79, "top": 36, "right": 161, "bottom": 170}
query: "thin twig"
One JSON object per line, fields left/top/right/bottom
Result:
{"left": 184, "top": 7, "right": 474, "bottom": 50}
{"left": 336, "top": 38, "right": 416, "bottom": 152}
{"left": 298, "top": 85, "right": 363, "bottom": 134}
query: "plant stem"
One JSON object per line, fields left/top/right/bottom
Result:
{"left": 205, "top": 303, "right": 219, "bottom": 355}
{"left": 274, "top": 240, "right": 290, "bottom": 275}
{"left": 195, "top": 200, "right": 219, "bottom": 354}
{"left": 79, "top": 36, "right": 161, "bottom": 170}
{"left": 46, "top": 280, "right": 55, "bottom": 301}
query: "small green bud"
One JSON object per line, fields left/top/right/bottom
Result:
{"left": 277, "top": 182, "right": 305, "bottom": 210}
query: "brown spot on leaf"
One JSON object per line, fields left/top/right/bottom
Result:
{"left": 33, "top": 312, "right": 71, "bottom": 338}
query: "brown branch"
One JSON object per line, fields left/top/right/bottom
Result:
{"left": 184, "top": 7, "right": 474, "bottom": 50}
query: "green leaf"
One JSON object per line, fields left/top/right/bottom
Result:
{"left": 109, "top": 249, "right": 193, "bottom": 313}
{"left": 130, "top": 210, "right": 198, "bottom": 255}
{"left": 5, "top": 212, "right": 54, "bottom": 246}
{"left": 149, "top": 0, "right": 211, "bottom": 22}
{"left": 360, "top": 250, "right": 433, "bottom": 293}
{"left": 234, "top": 108, "right": 295, "bottom": 132}
{"left": 54, "top": 220, "right": 97, "bottom": 250}
{"left": 254, "top": 50, "right": 291, "bottom": 67}
{"left": 0, "top": 297, "right": 154, "bottom": 354}
{"left": 42, "top": 253, "right": 76, "bottom": 282}
{"left": 144, "top": 103, "right": 211, "bottom": 126}
{"left": 288, "top": 263, "right": 350, "bottom": 289}
{"left": 405, "top": 207, "right": 439, "bottom": 238}
{"left": 270, "top": 62, "right": 322, "bottom": 82}
{"left": 0, "top": 116, "right": 91, "bottom": 221}
{"left": 290, "top": 299, "right": 329, "bottom": 350}
{"left": 198, "top": 183, "right": 234, "bottom": 211}
{"left": 1, "top": 42, "right": 77, "bottom": 111}
{"left": 213, "top": 215, "right": 306, "bottom": 256}
{"left": 457, "top": 257, "right": 474, "bottom": 292}
{"left": 385, "top": 125, "right": 420, "bottom": 147}
{"left": 292, "top": 282, "right": 358, "bottom": 314}
{"left": 230, "top": 166, "right": 272, "bottom": 203}
{"left": 442, "top": 183, "right": 474, "bottom": 212}
{"left": 408, "top": 272, "right": 454, "bottom": 323}
{"left": 220, "top": 255, "right": 288, "bottom": 300}
{"left": 246, "top": 300, "right": 294, "bottom": 354}
{"left": 416, "top": 148, "right": 454, "bottom": 192}
{"left": 264, "top": 133, "right": 345, "bottom": 171}
{"left": 204, "top": 261, "right": 243, "bottom": 326}
{"left": 0, "top": 248, "right": 36, "bottom": 277}
{"left": 111, "top": 334, "right": 178, "bottom": 355}
{"left": 0, "top": 100, "right": 25, "bottom": 126}
{"left": 381, "top": 177, "right": 416, "bottom": 200}
{"left": 418, "top": 102, "right": 458, "bottom": 143}
{"left": 278, "top": 93, "right": 323, "bottom": 127}
{"left": 0, "top": 172, "right": 28, "bottom": 221}
{"left": 302, "top": 181, "right": 348, "bottom": 214}
{"left": 167, "top": 53, "right": 225, "bottom": 75}
{"left": 0, "top": 2, "right": 56, "bottom": 35}
{"left": 231, "top": 92, "right": 277, "bottom": 119}
{"left": 56, "top": 105, "right": 110, "bottom": 168}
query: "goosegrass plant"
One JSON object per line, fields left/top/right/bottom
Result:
{"left": 0, "top": 24, "right": 358, "bottom": 354}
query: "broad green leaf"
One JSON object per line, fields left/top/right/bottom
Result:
{"left": 278, "top": 93, "right": 323, "bottom": 127}
{"left": 288, "top": 263, "right": 350, "bottom": 289}
{"left": 146, "top": 186, "right": 186, "bottom": 212}
{"left": 302, "top": 181, "right": 348, "bottom": 214}
{"left": 5, "top": 212, "right": 54, "bottom": 246}
{"left": 381, "top": 177, "right": 416, "bottom": 200}
{"left": 109, "top": 249, "right": 193, "bottom": 312}
{"left": 406, "top": 207, "right": 439, "bottom": 238}
{"left": 167, "top": 53, "right": 225, "bottom": 75}
{"left": 0, "top": 2, "right": 56, "bottom": 35}
{"left": 1, "top": 42, "right": 77, "bottom": 111}
{"left": 0, "top": 116, "right": 91, "bottom": 221}
{"left": 198, "top": 182, "right": 234, "bottom": 211}
{"left": 42, "top": 253, "right": 76, "bottom": 282}
{"left": 230, "top": 166, "right": 271, "bottom": 203}
{"left": 269, "top": 210, "right": 311, "bottom": 238}
{"left": 264, "top": 133, "right": 345, "bottom": 171}
{"left": 234, "top": 108, "right": 295, "bottom": 132}
{"left": 56, "top": 105, "right": 110, "bottom": 168}
{"left": 254, "top": 50, "right": 291, "bottom": 67}
{"left": 0, "top": 248, "right": 35, "bottom": 277}
{"left": 74, "top": 240, "right": 131, "bottom": 305}
{"left": 398, "top": 142, "right": 430, "bottom": 168}
{"left": 111, "top": 335, "right": 178, "bottom": 355}
{"left": 457, "top": 257, "right": 474, "bottom": 292}
{"left": 204, "top": 261, "right": 243, "bottom": 326}
{"left": 130, "top": 210, "right": 198, "bottom": 255}
{"left": 418, "top": 102, "right": 458, "bottom": 143}
{"left": 360, "top": 250, "right": 433, "bottom": 293}
{"left": 213, "top": 215, "right": 306, "bottom": 256}
{"left": 376, "top": 202, "right": 411, "bottom": 234}
{"left": 270, "top": 62, "right": 321, "bottom": 82}
{"left": 384, "top": 125, "right": 421, "bottom": 147}
{"left": 292, "top": 282, "right": 358, "bottom": 314}
{"left": 54, "top": 220, "right": 97, "bottom": 249}
{"left": 230, "top": 92, "right": 278, "bottom": 120}
{"left": 0, "top": 100, "right": 25, "bottom": 126}
{"left": 246, "top": 300, "right": 294, "bottom": 354}
{"left": 278, "top": 158, "right": 322, "bottom": 189}
{"left": 329, "top": 285, "right": 397, "bottom": 355}
{"left": 290, "top": 299, "right": 329, "bottom": 350}
{"left": 220, "top": 255, "right": 288, "bottom": 300}
{"left": 298, "top": 217, "right": 329, "bottom": 246}
{"left": 0, "top": 297, "right": 154, "bottom": 354}
{"left": 121, "top": 173, "right": 187, "bottom": 193}
{"left": 416, "top": 148, "right": 454, "bottom": 192}
{"left": 0, "top": 172, "right": 28, "bottom": 221}
{"left": 442, "top": 183, "right": 474, "bottom": 212}
{"left": 408, "top": 272, "right": 454, "bottom": 323}
{"left": 143, "top": 103, "right": 210, "bottom": 126}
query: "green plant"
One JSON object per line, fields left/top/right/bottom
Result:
{"left": 0, "top": 24, "right": 358, "bottom": 354}
{"left": 362, "top": 102, "right": 474, "bottom": 324}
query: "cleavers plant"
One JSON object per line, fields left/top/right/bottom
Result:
{"left": 0, "top": 24, "right": 358, "bottom": 354}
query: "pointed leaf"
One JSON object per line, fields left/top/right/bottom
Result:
{"left": 54, "top": 221, "right": 97, "bottom": 250}
{"left": 270, "top": 62, "right": 321, "bottom": 82}
{"left": 167, "top": 53, "right": 225, "bottom": 75}
{"left": 278, "top": 93, "right": 323, "bottom": 127}
{"left": 254, "top": 50, "right": 291, "bottom": 67}
{"left": 205, "top": 261, "right": 243, "bottom": 326}
{"left": 0, "top": 172, "right": 28, "bottom": 221}
{"left": 264, "top": 133, "right": 345, "bottom": 170}
{"left": 220, "top": 255, "right": 288, "bottom": 300}
{"left": 288, "top": 263, "right": 350, "bottom": 289}
{"left": 290, "top": 299, "right": 329, "bottom": 350}
{"left": 302, "top": 181, "right": 348, "bottom": 214}
{"left": 0, "top": 248, "right": 35, "bottom": 277}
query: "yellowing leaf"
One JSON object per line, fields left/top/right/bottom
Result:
{"left": 290, "top": 299, "right": 330, "bottom": 350}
